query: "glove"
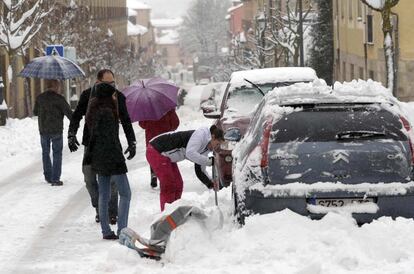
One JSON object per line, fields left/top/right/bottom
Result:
{"left": 208, "top": 156, "right": 214, "bottom": 166}
{"left": 124, "top": 143, "right": 136, "bottom": 160}
{"left": 207, "top": 180, "right": 219, "bottom": 191}
{"left": 68, "top": 134, "right": 80, "bottom": 152}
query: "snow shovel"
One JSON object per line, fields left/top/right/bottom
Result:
{"left": 119, "top": 206, "right": 207, "bottom": 260}
{"left": 211, "top": 157, "right": 224, "bottom": 229}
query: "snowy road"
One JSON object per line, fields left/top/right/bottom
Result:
{"left": 3, "top": 94, "right": 414, "bottom": 273}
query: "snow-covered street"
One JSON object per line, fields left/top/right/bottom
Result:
{"left": 1, "top": 94, "right": 414, "bottom": 274}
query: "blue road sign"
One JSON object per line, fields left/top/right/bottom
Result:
{"left": 46, "top": 45, "right": 64, "bottom": 57}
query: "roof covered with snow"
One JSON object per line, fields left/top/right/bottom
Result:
{"left": 151, "top": 18, "right": 183, "bottom": 28}
{"left": 364, "top": 0, "right": 385, "bottom": 9}
{"left": 128, "top": 8, "right": 138, "bottom": 17}
{"left": 156, "top": 29, "right": 179, "bottom": 45}
{"left": 230, "top": 67, "right": 318, "bottom": 89}
{"left": 127, "top": 21, "right": 148, "bottom": 36}
{"left": 228, "top": 3, "right": 244, "bottom": 13}
{"left": 127, "top": 0, "right": 151, "bottom": 10}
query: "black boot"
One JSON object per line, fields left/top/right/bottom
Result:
{"left": 103, "top": 231, "right": 118, "bottom": 240}
{"left": 150, "top": 168, "right": 157, "bottom": 188}
{"left": 150, "top": 177, "right": 157, "bottom": 188}
{"left": 95, "top": 208, "right": 100, "bottom": 223}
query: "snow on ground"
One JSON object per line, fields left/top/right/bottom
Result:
{"left": 3, "top": 85, "right": 414, "bottom": 273}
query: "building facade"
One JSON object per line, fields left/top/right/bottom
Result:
{"left": 333, "top": 0, "right": 414, "bottom": 101}
{"left": 0, "top": 0, "right": 130, "bottom": 118}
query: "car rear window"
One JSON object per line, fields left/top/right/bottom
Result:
{"left": 271, "top": 106, "right": 407, "bottom": 143}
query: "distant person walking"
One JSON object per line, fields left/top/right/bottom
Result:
{"left": 85, "top": 82, "right": 133, "bottom": 240}
{"left": 147, "top": 125, "right": 224, "bottom": 211}
{"left": 68, "top": 69, "right": 136, "bottom": 224}
{"left": 139, "top": 109, "right": 180, "bottom": 188}
{"left": 33, "top": 79, "right": 72, "bottom": 186}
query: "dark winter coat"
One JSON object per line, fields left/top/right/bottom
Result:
{"left": 85, "top": 83, "right": 127, "bottom": 176}
{"left": 68, "top": 86, "right": 136, "bottom": 146}
{"left": 139, "top": 109, "right": 180, "bottom": 145}
{"left": 33, "top": 90, "right": 72, "bottom": 135}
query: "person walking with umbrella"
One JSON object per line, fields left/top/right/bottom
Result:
{"left": 20, "top": 55, "right": 85, "bottom": 186}
{"left": 123, "top": 78, "right": 180, "bottom": 189}
{"left": 147, "top": 125, "right": 224, "bottom": 211}
{"left": 85, "top": 82, "right": 132, "bottom": 240}
{"left": 67, "top": 69, "right": 136, "bottom": 224}
{"left": 33, "top": 79, "right": 72, "bottom": 185}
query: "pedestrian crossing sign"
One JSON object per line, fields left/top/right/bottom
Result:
{"left": 46, "top": 45, "right": 64, "bottom": 57}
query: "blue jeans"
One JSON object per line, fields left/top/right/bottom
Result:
{"left": 82, "top": 163, "right": 118, "bottom": 218}
{"left": 40, "top": 134, "right": 63, "bottom": 182}
{"left": 98, "top": 174, "right": 131, "bottom": 236}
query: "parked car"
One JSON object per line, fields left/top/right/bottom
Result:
{"left": 199, "top": 82, "right": 227, "bottom": 113}
{"left": 232, "top": 80, "right": 414, "bottom": 224}
{"left": 204, "top": 67, "right": 318, "bottom": 187}
{"left": 198, "top": 78, "right": 211, "bottom": 85}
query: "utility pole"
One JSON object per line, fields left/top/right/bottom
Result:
{"left": 298, "top": 0, "right": 304, "bottom": 66}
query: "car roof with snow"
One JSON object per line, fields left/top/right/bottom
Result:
{"left": 266, "top": 79, "right": 397, "bottom": 106}
{"left": 229, "top": 67, "right": 318, "bottom": 89}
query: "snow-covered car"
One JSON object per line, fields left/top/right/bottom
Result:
{"left": 232, "top": 79, "right": 414, "bottom": 224}
{"left": 204, "top": 67, "right": 318, "bottom": 187}
{"left": 199, "top": 82, "right": 227, "bottom": 113}
{"left": 198, "top": 78, "right": 211, "bottom": 85}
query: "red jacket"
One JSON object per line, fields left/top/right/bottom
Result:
{"left": 139, "top": 110, "right": 180, "bottom": 144}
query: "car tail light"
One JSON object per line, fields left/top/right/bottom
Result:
{"left": 260, "top": 121, "right": 272, "bottom": 168}
{"left": 400, "top": 116, "right": 414, "bottom": 165}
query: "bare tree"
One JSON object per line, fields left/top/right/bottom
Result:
{"left": 0, "top": 0, "right": 49, "bottom": 117}
{"left": 267, "top": 0, "right": 314, "bottom": 66}
{"left": 180, "top": 0, "right": 230, "bottom": 60}
{"left": 40, "top": 2, "right": 110, "bottom": 83}
{"left": 361, "top": 0, "right": 399, "bottom": 94}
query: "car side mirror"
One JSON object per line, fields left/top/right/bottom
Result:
{"left": 204, "top": 111, "right": 221, "bottom": 119}
{"left": 224, "top": 127, "right": 241, "bottom": 142}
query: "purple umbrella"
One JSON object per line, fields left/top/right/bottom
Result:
{"left": 122, "top": 78, "right": 179, "bottom": 122}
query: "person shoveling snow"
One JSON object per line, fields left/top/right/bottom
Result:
{"left": 119, "top": 206, "right": 217, "bottom": 260}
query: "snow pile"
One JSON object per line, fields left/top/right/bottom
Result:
{"left": 163, "top": 205, "right": 414, "bottom": 273}
{"left": 0, "top": 117, "right": 43, "bottom": 161}
{"left": 333, "top": 79, "right": 395, "bottom": 103}
{"left": 268, "top": 78, "right": 396, "bottom": 106}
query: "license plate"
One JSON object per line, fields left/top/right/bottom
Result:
{"left": 313, "top": 198, "right": 375, "bottom": 207}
